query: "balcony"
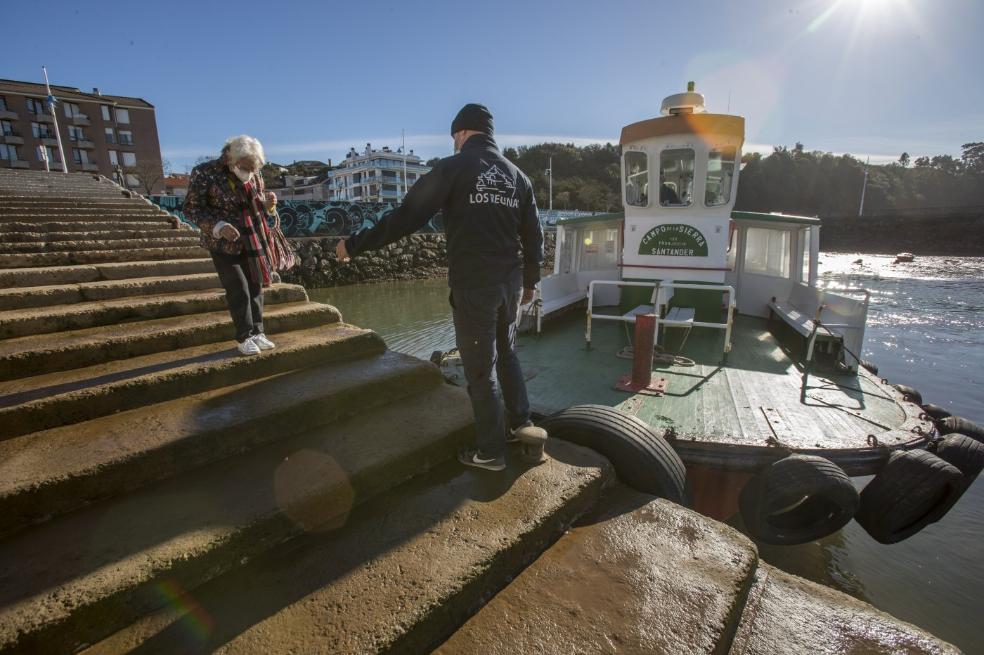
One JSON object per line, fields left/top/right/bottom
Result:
{"left": 81, "top": 162, "right": 99, "bottom": 172}
{"left": 39, "top": 136, "right": 59, "bottom": 146}
{"left": 73, "top": 139, "right": 96, "bottom": 149}
{"left": 2, "top": 133, "right": 24, "bottom": 145}
{"left": 10, "top": 160, "right": 29, "bottom": 169}
{"left": 71, "top": 114, "right": 90, "bottom": 127}
{"left": 32, "top": 113, "right": 54, "bottom": 124}
{"left": 0, "top": 110, "right": 17, "bottom": 120}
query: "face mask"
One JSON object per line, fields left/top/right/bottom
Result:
{"left": 232, "top": 166, "right": 252, "bottom": 183}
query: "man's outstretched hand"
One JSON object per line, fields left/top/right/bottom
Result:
{"left": 336, "top": 239, "right": 351, "bottom": 263}
{"left": 522, "top": 288, "right": 536, "bottom": 305}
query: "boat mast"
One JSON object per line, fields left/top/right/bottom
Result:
{"left": 858, "top": 157, "right": 869, "bottom": 217}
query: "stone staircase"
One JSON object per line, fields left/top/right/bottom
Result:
{"left": 0, "top": 169, "right": 958, "bottom": 655}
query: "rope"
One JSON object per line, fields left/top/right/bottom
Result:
{"left": 616, "top": 345, "right": 696, "bottom": 367}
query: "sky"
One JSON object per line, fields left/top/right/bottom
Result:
{"left": 4, "top": 0, "right": 981, "bottom": 172}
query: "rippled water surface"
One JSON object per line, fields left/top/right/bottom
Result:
{"left": 310, "top": 255, "right": 984, "bottom": 652}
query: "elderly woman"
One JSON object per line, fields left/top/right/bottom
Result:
{"left": 184, "top": 135, "right": 280, "bottom": 356}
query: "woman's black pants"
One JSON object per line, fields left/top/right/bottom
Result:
{"left": 211, "top": 251, "right": 264, "bottom": 343}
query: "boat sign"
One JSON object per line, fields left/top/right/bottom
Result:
{"left": 638, "top": 224, "right": 708, "bottom": 257}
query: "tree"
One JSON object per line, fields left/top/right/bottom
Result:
{"left": 425, "top": 157, "right": 442, "bottom": 168}
{"left": 898, "top": 152, "right": 910, "bottom": 168}
{"left": 960, "top": 142, "right": 984, "bottom": 174}
{"left": 129, "top": 158, "right": 167, "bottom": 195}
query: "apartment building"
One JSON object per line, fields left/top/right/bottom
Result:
{"left": 0, "top": 78, "right": 163, "bottom": 192}
{"left": 328, "top": 143, "right": 431, "bottom": 202}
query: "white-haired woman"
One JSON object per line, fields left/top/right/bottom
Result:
{"left": 184, "top": 135, "right": 280, "bottom": 355}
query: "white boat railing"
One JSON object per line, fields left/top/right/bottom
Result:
{"left": 586, "top": 280, "right": 737, "bottom": 358}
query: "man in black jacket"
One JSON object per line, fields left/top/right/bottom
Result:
{"left": 337, "top": 103, "right": 547, "bottom": 471}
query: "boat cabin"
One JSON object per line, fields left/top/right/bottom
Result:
{"left": 537, "top": 83, "right": 869, "bottom": 372}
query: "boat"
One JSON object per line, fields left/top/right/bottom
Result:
{"left": 439, "top": 83, "right": 982, "bottom": 546}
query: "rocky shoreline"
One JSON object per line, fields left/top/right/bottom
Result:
{"left": 283, "top": 231, "right": 557, "bottom": 289}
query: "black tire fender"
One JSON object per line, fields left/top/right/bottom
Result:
{"left": 940, "top": 416, "right": 984, "bottom": 443}
{"left": 539, "top": 404, "right": 687, "bottom": 505}
{"left": 892, "top": 384, "right": 923, "bottom": 405}
{"left": 860, "top": 360, "right": 879, "bottom": 376}
{"left": 856, "top": 450, "right": 963, "bottom": 544}
{"left": 739, "top": 454, "right": 858, "bottom": 546}
{"left": 921, "top": 403, "right": 952, "bottom": 422}
{"left": 935, "top": 434, "right": 984, "bottom": 484}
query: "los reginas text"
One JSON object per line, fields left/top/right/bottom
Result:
{"left": 469, "top": 192, "right": 520, "bottom": 208}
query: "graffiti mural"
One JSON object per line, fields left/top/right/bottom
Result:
{"left": 149, "top": 197, "right": 444, "bottom": 238}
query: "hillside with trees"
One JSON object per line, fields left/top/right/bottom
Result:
{"left": 499, "top": 141, "right": 984, "bottom": 216}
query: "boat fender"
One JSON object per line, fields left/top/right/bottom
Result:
{"left": 860, "top": 360, "right": 879, "bottom": 376}
{"left": 934, "top": 434, "right": 984, "bottom": 488}
{"left": 939, "top": 416, "right": 984, "bottom": 444}
{"left": 892, "top": 384, "right": 923, "bottom": 405}
{"left": 539, "top": 404, "right": 688, "bottom": 506}
{"left": 855, "top": 450, "right": 963, "bottom": 544}
{"left": 921, "top": 403, "right": 952, "bottom": 422}
{"left": 738, "top": 455, "right": 858, "bottom": 546}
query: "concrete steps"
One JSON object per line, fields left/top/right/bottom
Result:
{"left": 0, "top": 257, "right": 215, "bottom": 287}
{"left": 0, "top": 322, "right": 382, "bottom": 440}
{"left": 0, "top": 235, "right": 201, "bottom": 254}
{"left": 0, "top": 283, "right": 307, "bottom": 339}
{"left": 0, "top": 245, "right": 206, "bottom": 268}
{"left": 0, "top": 272, "right": 221, "bottom": 310}
{"left": 0, "top": 300, "right": 338, "bottom": 380}
{"left": 436, "top": 486, "right": 758, "bottom": 654}
{"left": 0, "top": 220, "right": 177, "bottom": 233}
{"left": 0, "top": 380, "right": 481, "bottom": 654}
{"left": 0, "top": 228, "right": 185, "bottom": 243}
{"left": 79, "top": 440, "right": 611, "bottom": 655}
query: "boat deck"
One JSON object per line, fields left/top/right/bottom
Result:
{"left": 511, "top": 311, "right": 931, "bottom": 474}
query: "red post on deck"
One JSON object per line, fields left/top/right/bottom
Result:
{"left": 614, "top": 312, "right": 667, "bottom": 396}
{"left": 632, "top": 313, "right": 656, "bottom": 387}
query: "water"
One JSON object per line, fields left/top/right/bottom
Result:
{"left": 310, "top": 255, "right": 984, "bottom": 652}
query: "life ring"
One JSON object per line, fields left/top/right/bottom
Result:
{"left": 738, "top": 454, "right": 858, "bottom": 546}
{"left": 892, "top": 384, "right": 923, "bottom": 405}
{"left": 539, "top": 404, "right": 687, "bottom": 505}
{"left": 921, "top": 403, "right": 952, "bottom": 422}
{"left": 940, "top": 416, "right": 984, "bottom": 443}
{"left": 855, "top": 450, "right": 963, "bottom": 544}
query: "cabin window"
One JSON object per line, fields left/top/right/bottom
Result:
{"left": 705, "top": 146, "right": 736, "bottom": 206}
{"left": 578, "top": 227, "right": 619, "bottom": 271}
{"left": 624, "top": 151, "right": 649, "bottom": 207}
{"left": 659, "top": 148, "right": 694, "bottom": 207}
{"left": 744, "top": 227, "right": 790, "bottom": 278}
{"left": 800, "top": 228, "right": 812, "bottom": 281}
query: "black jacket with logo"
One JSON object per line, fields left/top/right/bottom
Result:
{"left": 345, "top": 133, "right": 543, "bottom": 290}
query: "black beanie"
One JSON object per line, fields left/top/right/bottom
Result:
{"left": 451, "top": 103, "right": 494, "bottom": 136}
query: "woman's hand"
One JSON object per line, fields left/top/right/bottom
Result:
{"left": 219, "top": 224, "right": 241, "bottom": 241}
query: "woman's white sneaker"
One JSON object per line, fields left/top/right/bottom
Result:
{"left": 237, "top": 339, "right": 261, "bottom": 356}
{"left": 251, "top": 333, "right": 276, "bottom": 350}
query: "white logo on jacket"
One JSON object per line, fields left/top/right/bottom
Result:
{"left": 470, "top": 163, "right": 519, "bottom": 208}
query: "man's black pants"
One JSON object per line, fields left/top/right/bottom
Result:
{"left": 211, "top": 251, "right": 263, "bottom": 343}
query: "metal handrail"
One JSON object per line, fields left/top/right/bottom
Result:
{"left": 586, "top": 280, "right": 736, "bottom": 357}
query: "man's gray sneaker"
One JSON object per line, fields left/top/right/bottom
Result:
{"left": 458, "top": 448, "right": 506, "bottom": 471}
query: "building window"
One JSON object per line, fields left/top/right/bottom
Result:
{"left": 118, "top": 130, "right": 133, "bottom": 145}
{"left": 0, "top": 144, "right": 19, "bottom": 161}
{"left": 72, "top": 148, "right": 90, "bottom": 164}
{"left": 104, "top": 127, "right": 116, "bottom": 144}
{"left": 39, "top": 145, "right": 60, "bottom": 163}
{"left": 744, "top": 227, "right": 791, "bottom": 278}
{"left": 101, "top": 105, "right": 111, "bottom": 121}
{"left": 125, "top": 173, "right": 139, "bottom": 187}
{"left": 64, "top": 102, "right": 82, "bottom": 119}
{"left": 0, "top": 120, "right": 13, "bottom": 136}
{"left": 68, "top": 125, "right": 86, "bottom": 141}
{"left": 659, "top": 148, "right": 695, "bottom": 207}
{"left": 624, "top": 151, "right": 649, "bottom": 207}
{"left": 31, "top": 122, "right": 54, "bottom": 139}
{"left": 0, "top": 96, "right": 7, "bottom": 111}
{"left": 26, "top": 97, "right": 47, "bottom": 114}
{"left": 108, "top": 150, "right": 118, "bottom": 166}
{"left": 122, "top": 151, "right": 136, "bottom": 167}
{"left": 705, "top": 146, "right": 736, "bottom": 207}
{"left": 116, "top": 108, "right": 130, "bottom": 124}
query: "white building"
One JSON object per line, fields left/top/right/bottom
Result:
{"left": 328, "top": 143, "right": 431, "bottom": 203}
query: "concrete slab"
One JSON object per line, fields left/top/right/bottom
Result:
{"left": 728, "top": 564, "right": 960, "bottom": 655}
{"left": 0, "top": 300, "right": 338, "bottom": 381}
{"left": 0, "top": 245, "right": 205, "bottom": 268}
{"left": 0, "top": 273, "right": 221, "bottom": 311}
{"left": 0, "top": 349, "right": 442, "bottom": 536}
{"left": 436, "top": 486, "right": 759, "bottom": 655}
{"left": 0, "top": 258, "right": 213, "bottom": 288}
{"left": 0, "top": 220, "right": 175, "bottom": 233}
{"left": 0, "top": 236, "right": 200, "bottom": 253}
{"left": 0, "top": 323, "right": 383, "bottom": 439}
{"left": 0, "top": 383, "right": 477, "bottom": 654}
{"left": 82, "top": 440, "right": 613, "bottom": 655}
{"left": 0, "top": 284, "right": 307, "bottom": 338}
